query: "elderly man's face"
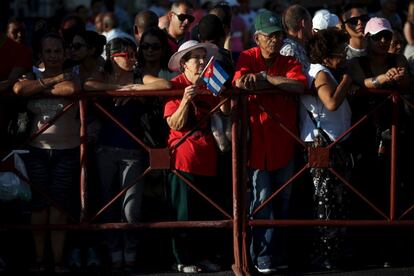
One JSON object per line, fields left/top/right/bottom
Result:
{"left": 256, "top": 31, "right": 284, "bottom": 58}
{"left": 170, "top": 4, "right": 194, "bottom": 36}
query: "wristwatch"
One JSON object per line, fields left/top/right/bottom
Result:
{"left": 372, "top": 76, "right": 381, "bottom": 88}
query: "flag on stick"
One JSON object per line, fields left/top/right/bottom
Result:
{"left": 200, "top": 56, "right": 229, "bottom": 96}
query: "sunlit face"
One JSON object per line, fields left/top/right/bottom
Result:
{"left": 368, "top": 30, "right": 393, "bottom": 55}
{"left": 255, "top": 31, "right": 284, "bottom": 58}
{"left": 182, "top": 48, "right": 207, "bottom": 78}
{"left": 7, "top": 22, "right": 26, "bottom": 44}
{"left": 70, "top": 35, "right": 91, "bottom": 61}
{"left": 141, "top": 34, "right": 163, "bottom": 63}
{"left": 111, "top": 46, "right": 136, "bottom": 72}
{"left": 40, "top": 37, "right": 65, "bottom": 69}
{"left": 170, "top": 4, "right": 193, "bottom": 36}
{"left": 343, "top": 8, "right": 369, "bottom": 38}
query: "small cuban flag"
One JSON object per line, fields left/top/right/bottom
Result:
{"left": 201, "top": 56, "right": 229, "bottom": 96}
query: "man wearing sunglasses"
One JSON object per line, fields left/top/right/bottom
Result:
{"left": 165, "top": 0, "right": 194, "bottom": 53}
{"left": 341, "top": 3, "right": 369, "bottom": 59}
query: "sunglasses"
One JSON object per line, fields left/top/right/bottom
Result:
{"left": 70, "top": 43, "right": 88, "bottom": 50}
{"left": 140, "top": 42, "right": 162, "bottom": 51}
{"left": 344, "top": 15, "right": 369, "bottom": 26}
{"left": 111, "top": 51, "right": 136, "bottom": 59}
{"left": 172, "top": 12, "right": 195, "bottom": 23}
{"left": 370, "top": 31, "right": 393, "bottom": 42}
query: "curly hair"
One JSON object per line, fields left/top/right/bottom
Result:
{"left": 307, "top": 28, "right": 349, "bottom": 64}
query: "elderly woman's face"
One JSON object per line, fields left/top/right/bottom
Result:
{"left": 182, "top": 48, "right": 207, "bottom": 78}
{"left": 41, "top": 37, "right": 65, "bottom": 69}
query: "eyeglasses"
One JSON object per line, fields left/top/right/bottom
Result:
{"left": 70, "top": 43, "right": 88, "bottom": 50}
{"left": 172, "top": 11, "right": 195, "bottom": 23}
{"left": 140, "top": 42, "right": 162, "bottom": 51}
{"left": 259, "top": 31, "right": 283, "bottom": 39}
{"left": 111, "top": 51, "right": 136, "bottom": 60}
{"left": 370, "top": 31, "right": 393, "bottom": 42}
{"left": 344, "top": 15, "right": 369, "bottom": 26}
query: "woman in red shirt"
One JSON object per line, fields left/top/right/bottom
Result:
{"left": 164, "top": 40, "right": 224, "bottom": 273}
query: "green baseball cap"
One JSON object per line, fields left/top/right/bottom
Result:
{"left": 254, "top": 10, "right": 283, "bottom": 35}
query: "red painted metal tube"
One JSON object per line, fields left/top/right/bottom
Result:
{"left": 79, "top": 99, "right": 88, "bottom": 222}
{"left": 390, "top": 93, "right": 399, "bottom": 220}
{"left": 231, "top": 95, "right": 243, "bottom": 276}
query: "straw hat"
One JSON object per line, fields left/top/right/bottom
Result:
{"left": 168, "top": 40, "right": 218, "bottom": 72}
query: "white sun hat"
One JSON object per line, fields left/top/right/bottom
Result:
{"left": 168, "top": 40, "right": 218, "bottom": 72}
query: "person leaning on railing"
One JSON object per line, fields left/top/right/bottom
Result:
{"left": 347, "top": 17, "right": 411, "bottom": 267}
{"left": 13, "top": 32, "right": 81, "bottom": 273}
{"left": 300, "top": 28, "right": 355, "bottom": 270}
{"left": 232, "top": 10, "right": 306, "bottom": 274}
{"left": 83, "top": 37, "right": 171, "bottom": 271}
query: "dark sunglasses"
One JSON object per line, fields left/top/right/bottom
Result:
{"left": 344, "top": 15, "right": 369, "bottom": 26}
{"left": 140, "top": 42, "right": 162, "bottom": 51}
{"left": 70, "top": 43, "right": 88, "bottom": 50}
{"left": 370, "top": 31, "right": 393, "bottom": 42}
{"left": 172, "top": 12, "right": 195, "bottom": 23}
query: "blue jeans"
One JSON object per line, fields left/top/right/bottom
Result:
{"left": 95, "top": 146, "right": 147, "bottom": 263}
{"left": 249, "top": 161, "right": 294, "bottom": 269}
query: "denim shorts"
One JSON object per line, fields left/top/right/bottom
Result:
{"left": 23, "top": 146, "right": 80, "bottom": 212}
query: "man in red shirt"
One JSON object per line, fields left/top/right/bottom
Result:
{"left": 233, "top": 10, "right": 306, "bottom": 274}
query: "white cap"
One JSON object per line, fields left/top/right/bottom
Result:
{"left": 312, "top": 9, "right": 340, "bottom": 31}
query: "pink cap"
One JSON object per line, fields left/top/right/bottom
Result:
{"left": 364, "top": 17, "right": 393, "bottom": 36}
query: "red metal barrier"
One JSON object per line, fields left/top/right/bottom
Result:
{"left": 0, "top": 87, "right": 413, "bottom": 275}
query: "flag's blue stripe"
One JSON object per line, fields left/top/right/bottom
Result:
{"left": 214, "top": 63, "right": 229, "bottom": 80}
{"left": 207, "top": 83, "right": 220, "bottom": 95}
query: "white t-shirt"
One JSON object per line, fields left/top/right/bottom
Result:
{"left": 299, "top": 63, "right": 351, "bottom": 142}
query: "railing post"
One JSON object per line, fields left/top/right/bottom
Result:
{"left": 231, "top": 93, "right": 243, "bottom": 276}
{"left": 239, "top": 94, "right": 250, "bottom": 275}
{"left": 390, "top": 93, "right": 399, "bottom": 221}
{"left": 79, "top": 99, "right": 88, "bottom": 222}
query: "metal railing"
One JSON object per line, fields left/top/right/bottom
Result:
{"left": 0, "top": 87, "right": 413, "bottom": 275}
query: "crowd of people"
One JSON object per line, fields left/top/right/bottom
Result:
{"left": 1, "top": 0, "right": 414, "bottom": 274}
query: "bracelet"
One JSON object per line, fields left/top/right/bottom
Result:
{"left": 38, "top": 78, "right": 46, "bottom": 88}
{"left": 371, "top": 76, "right": 381, "bottom": 88}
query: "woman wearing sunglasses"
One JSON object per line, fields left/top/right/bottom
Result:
{"left": 349, "top": 17, "right": 410, "bottom": 90}
{"left": 137, "top": 27, "right": 177, "bottom": 80}
{"left": 347, "top": 17, "right": 410, "bottom": 266}
{"left": 69, "top": 30, "right": 106, "bottom": 82}
{"left": 84, "top": 37, "right": 171, "bottom": 271}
